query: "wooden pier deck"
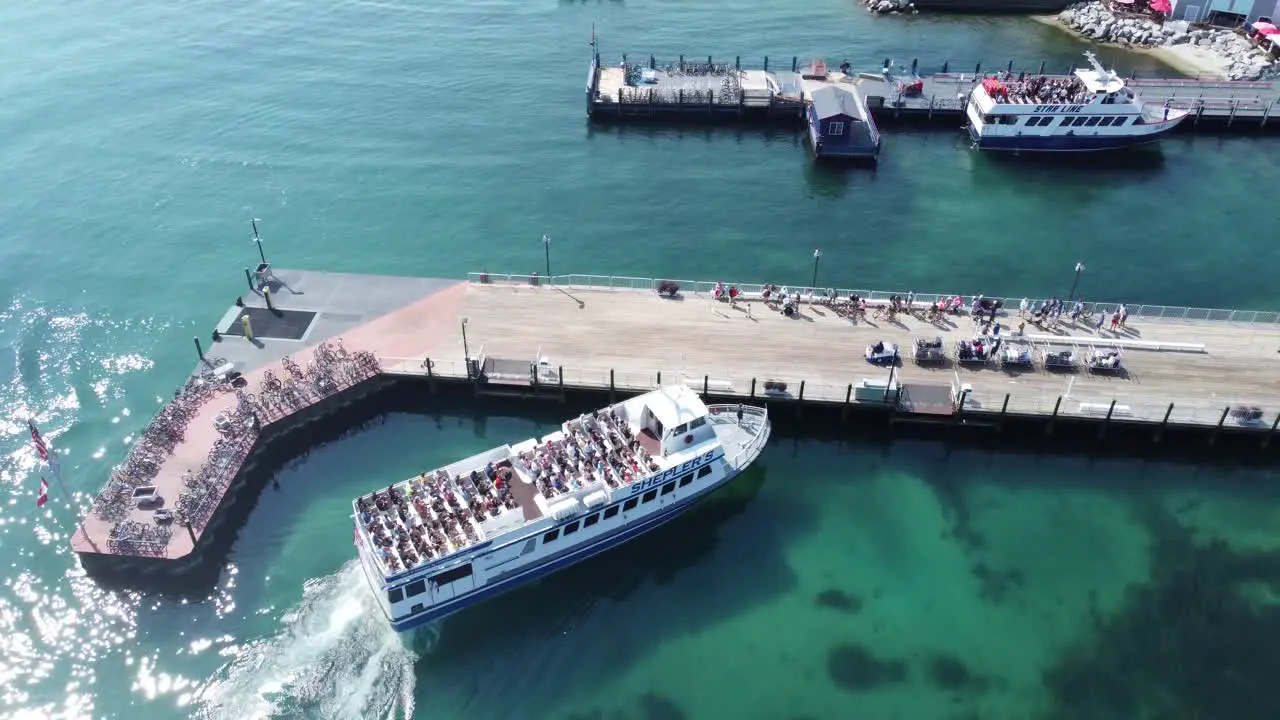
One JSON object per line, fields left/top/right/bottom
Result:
{"left": 78, "top": 269, "right": 1280, "bottom": 562}
{"left": 588, "top": 55, "right": 1280, "bottom": 131}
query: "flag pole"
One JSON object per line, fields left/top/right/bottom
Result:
{"left": 29, "top": 419, "right": 92, "bottom": 545}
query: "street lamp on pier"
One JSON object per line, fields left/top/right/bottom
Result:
{"left": 250, "top": 218, "right": 267, "bottom": 266}
{"left": 461, "top": 318, "right": 471, "bottom": 379}
{"left": 542, "top": 234, "right": 552, "bottom": 279}
{"left": 812, "top": 247, "right": 823, "bottom": 288}
{"left": 1068, "top": 262, "right": 1085, "bottom": 302}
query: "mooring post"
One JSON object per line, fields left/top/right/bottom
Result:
{"left": 955, "top": 389, "right": 969, "bottom": 422}
{"left": 244, "top": 267, "right": 254, "bottom": 291}
{"left": 911, "top": 58, "right": 918, "bottom": 75}
{"left": 703, "top": 374, "right": 709, "bottom": 395}
{"left": 426, "top": 357, "right": 433, "bottom": 378}
{"left": 750, "top": 377, "right": 757, "bottom": 399}
{"left": 1099, "top": 399, "right": 1117, "bottom": 440}
{"left": 1007, "top": 59, "right": 1013, "bottom": 73}
{"left": 1228, "top": 100, "right": 1238, "bottom": 127}
{"left": 942, "top": 60, "right": 949, "bottom": 74}
{"left": 764, "top": 56, "right": 769, "bottom": 71}
{"left": 558, "top": 365, "right": 565, "bottom": 399}
{"left": 679, "top": 54, "right": 684, "bottom": 70}
{"left": 649, "top": 55, "right": 655, "bottom": 70}
{"left": 707, "top": 55, "right": 712, "bottom": 65}
{"left": 1210, "top": 405, "right": 1231, "bottom": 446}
{"left": 974, "top": 61, "right": 981, "bottom": 75}
{"left": 791, "top": 57, "right": 797, "bottom": 72}
{"left": 1264, "top": 411, "right": 1280, "bottom": 449}
{"left": 609, "top": 368, "right": 615, "bottom": 402}
{"left": 194, "top": 336, "right": 204, "bottom": 361}
{"left": 1038, "top": 60, "right": 1045, "bottom": 75}
{"left": 1045, "top": 395, "right": 1062, "bottom": 436}
{"left": 998, "top": 393, "right": 1010, "bottom": 433}
{"left": 1155, "top": 402, "right": 1173, "bottom": 443}
{"left": 1263, "top": 100, "right": 1273, "bottom": 128}
{"left": 264, "top": 286, "right": 275, "bottom": 312}
{"left": 656, "top": 370, "right": 662, "bottom": 385}
{"left": 735, "top": 56, "right": 740, "bottom": 71}
{"left": 842, "top": 383, "right": 852, "bottom": 423}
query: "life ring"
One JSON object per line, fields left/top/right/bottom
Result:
{"left": 684, "top": 434, "right": 693, "bottom": 444}
{"left": 710, "top": 407, "right": 721, "bottom": 415}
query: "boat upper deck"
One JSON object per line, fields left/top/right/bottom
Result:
{"left": 355, "top": 387, "right": 721, "bottom": 580}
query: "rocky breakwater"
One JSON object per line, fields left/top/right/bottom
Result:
{"left": 1058, "top": 1, "right": 1277, "bottom": 80}
{"left": 863, "top": 0, "right": 918, "bottom": 15}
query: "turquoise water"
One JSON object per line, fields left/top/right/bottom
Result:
{"left": 5, "top": 0, "right": 1280, "bottom": 718}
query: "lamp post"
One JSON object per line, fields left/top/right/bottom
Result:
{"left": 542, "top": 234, "right": 552, "bottom": 279}
{"left": 250, "top": 218, "right": 267, "bottom": 266}
{"left": 811, "top": 247, "right": 822, "bottom": 288}
{"left": 461, "top": 317, "right": 471, "bottom": 379}
{"left": 1068, "top": 262, "right": 1084, "bottom": 302}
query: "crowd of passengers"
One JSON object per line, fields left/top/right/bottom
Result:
{"left": 519, "top": 409, "right": 659, "bottom": 500}
{"left": 990, "top": 74, "right": 1090, "bottom": 105}
{"left": 357, "top": 463, "right": 519, "bottom": 573}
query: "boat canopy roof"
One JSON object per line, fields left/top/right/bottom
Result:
{"left": 627, "top": 384, "right": 709, "bottom": 430}
{"left": 1074, "top": 51, "right": 1125, "bottom": 94}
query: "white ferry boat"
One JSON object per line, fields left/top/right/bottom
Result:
{"left": 352, "top": 385, "right": 770, "bottom": 632}
{"left": 965, "top": 52, "right": 1190, "bottom": 152}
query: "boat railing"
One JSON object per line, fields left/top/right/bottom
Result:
{"left": 706, "top": 404, "right": 770, "bottom": 468}
{"left": 465, "top": 272, "right": 1280, "bottom": 325}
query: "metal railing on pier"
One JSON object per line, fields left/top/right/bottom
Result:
{"left": 378, "top": 354, "right": 1273, "bottom": 431}
{"left": 466, "top": 272, "right": 1280, "bottom": 326}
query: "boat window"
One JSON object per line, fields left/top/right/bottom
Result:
{"left": 829, "top": 121, "right": 845, "bottom": 136}
{"left": 982, "top": 115, "right": 994, "bottom": 124}
{"left": 412, "top": 603, "right": 424, "bottom": 614}
{"left": 388, "top": 587, "right": 404, "bottom": 604}
{"left": 1085, "top": 116, "right": 1101, "bottom": 127}
{"left": 661, "top": 481, "right": 676, "bottom": 496}
{"left": 672, "top": 422, "right": 688, "bottom": 436}
{"left": 1098, "top": 117, "right": 1113, "bottom": 127}
{"left": 543, "top": 529, "right": 559, "bottom": 543}
{"left": 1058, "top": 116, "right": 1072, "bottom": 126}
{"left": 1000, "top": 115, "right": 1018, "bottom": 125}
{"left": 521, "top": 538, "right": 536, "bottom": 555}
{"left": 689, "top": 417, "right": 706, "bottom": 429}
{"left": 624, "top": 498, "right": 638, "bottom": 511}
{"left": 604, "top": 505, "right": 620, "bottom": 519}
{"left": 564, "top": 521, "right": 580, "bottom": 535}
{"left": 1113, "top": 117, "right": 1128, "bottom": 127}
{"left": 679, "top": 473, "right": 694, "bottom": 487}
{"left": 432, "top": 563, "right": 474, "bottom": 586}
{"left": 697, "top": 465, "right": 713, "bottom": 478}
{"left": 406, "top": 580, "right": 426, "bottom": 597}
{"left": 584, "top": 513, "right": 600, "bottom": 528}
{"left": 642, "top": 490, "right": 658, "bottom": 503}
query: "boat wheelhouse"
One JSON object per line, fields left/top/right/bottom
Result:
{"left": 352, "top": 385, "right": 770, "bottom": 631}
{"left": 965, "top": 52, "right": 1190, "bottom": 152}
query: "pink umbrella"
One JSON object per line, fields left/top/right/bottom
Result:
{"left": 1150, "top": 0, "right": 1172, "bottom": 14}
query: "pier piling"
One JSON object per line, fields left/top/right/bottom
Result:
{"left": 942, "top": 60, "right": 949, "bottom": 73}
{"left": 1265, "top": 412, "right": 1280, "bottom": 449}
{"left": 792, "top": 57, "right": 798, "bottom": 72}
{"left": 244, "top": 267, "right": 254, "bottom": 291}
{"left": 1210, "top": 405, "right": 1231, "bottom": 445}
{"left": 194, "top": 336, "right": 204, "bottom": 361}
{"left": 264, "top": 286, "right": 275, "bottom": 313}
{"left": 1038, "top": 60, "right": 1045, "bottom": 76}
{"left": 609, "top": 368, "right": 615, "bottom": 402}
{"left": 1099, "top": 399, "right": 1117, "bottom": 440}
{"left": 1155, "top": 402, "right": 1174, "bottom": 443}
{"left": 842, "top": 383, "right": 852, "bottom": 423}
{"left": 1045, "top": 396, "right": 1062, "bottom": 436}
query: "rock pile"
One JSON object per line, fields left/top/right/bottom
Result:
{"left": 863, "top": 0, "right": 917, "bottom": 15}
{"left": 1057, "top": 1, "right": 1277, "bottom": 80}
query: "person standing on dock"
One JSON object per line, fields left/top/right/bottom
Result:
{"left": 1019, "top": 298, "right": 1028, "bottom": 318}
{"left": 737, "top": 404, "right": 744, "bottom": 426}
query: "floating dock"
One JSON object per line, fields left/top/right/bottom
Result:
{"left": 78, "top": 267, "right": 1280, "bottom": 569}
{"left": 586, "top": 53, "right": 1280, "bottom": 133}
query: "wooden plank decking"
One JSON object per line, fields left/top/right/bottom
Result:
{"left": 395, "top": 283, "right": 1280, "bottom": 428}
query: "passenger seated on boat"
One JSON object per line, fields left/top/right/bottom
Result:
{"left": 872, "top": 341, "right": 885, "bottom": 354}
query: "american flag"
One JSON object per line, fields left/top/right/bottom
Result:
{"left": 28, "top": 420, "right": 48, "bottom": 462}
{"left": 37, "top": 477, "right": 48, "bottom": 507}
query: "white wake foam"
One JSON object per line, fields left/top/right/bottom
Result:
{"left": 195, "top": 561, "right": 430, "bottom": 719}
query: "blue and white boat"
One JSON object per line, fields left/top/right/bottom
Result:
{"left": 965, "top": 52, "right": 1190, "bottom": 152}
{"left": 353, "top": 385, "right": 770, "bottom": 632}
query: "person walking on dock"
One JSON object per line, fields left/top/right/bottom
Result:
{"left": 1095, "top": 310, "right": 1106, "bottom": 334}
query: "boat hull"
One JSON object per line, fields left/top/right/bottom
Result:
{"left": 391, "top": 468, "right": 739, "bottom": 632}
{"left": 967, "top": 122, "right": 1180, "bottom": 153}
